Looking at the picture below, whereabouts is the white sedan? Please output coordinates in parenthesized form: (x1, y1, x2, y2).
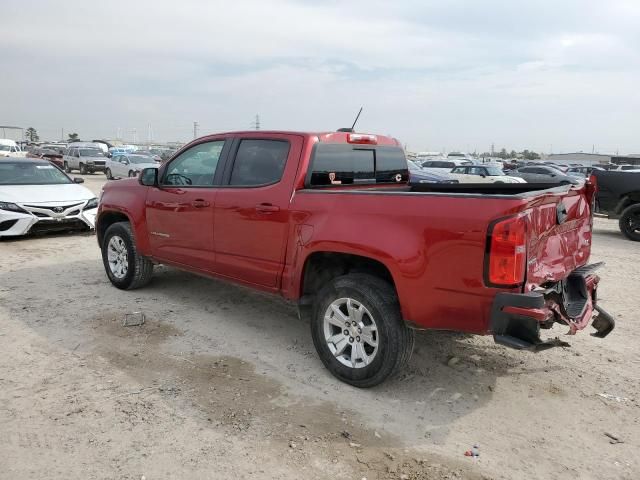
(449, 165, 527, 183)
(0, 158, 98, 237)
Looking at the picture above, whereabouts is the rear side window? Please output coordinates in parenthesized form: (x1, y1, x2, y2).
(229, 139, 290, 186)
(308, 144, 408, 187)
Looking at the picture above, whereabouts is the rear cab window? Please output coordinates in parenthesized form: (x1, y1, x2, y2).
(307, 144, 408, 187)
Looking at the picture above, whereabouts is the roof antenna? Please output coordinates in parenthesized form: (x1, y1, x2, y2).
(337, 107, 363, 133)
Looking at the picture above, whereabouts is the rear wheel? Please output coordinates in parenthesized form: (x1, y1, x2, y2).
(64, 161, 71, 173)
(619, 204, 640, 241)
(79, 163, 87, 175)
(310, 273, 414, 387)
(101, 222, 154, 289)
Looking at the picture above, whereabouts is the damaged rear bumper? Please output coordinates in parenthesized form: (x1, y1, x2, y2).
(490, 262, 615, 351)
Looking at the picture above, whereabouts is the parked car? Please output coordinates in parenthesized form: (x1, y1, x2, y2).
(26, 147, 64, 169)
(508, 166, 580, 184)
(567, 166, 596, 178)
(63, 145, 107, 174)
(0, 157, 98, 237)
(611, 164, 640, 171)
(95, 129, 613, 387)
(0, 139, 26, 158)
(105, 154, 160, 179)
(421, 159, 473, 169)
(591, 169, 640, 241)
(449, 165, 526, 184)
(407, 160, 457, 184)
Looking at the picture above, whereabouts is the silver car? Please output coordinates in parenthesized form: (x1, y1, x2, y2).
(508, 165, 580, 185)
(63, 146, 107, 174)
(105, 154, 159, 179)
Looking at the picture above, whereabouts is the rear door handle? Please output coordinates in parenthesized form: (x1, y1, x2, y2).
(191, 199, 210, 208)
(255, 203, 280, 213)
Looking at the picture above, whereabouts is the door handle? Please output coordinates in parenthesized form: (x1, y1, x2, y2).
(255, 203, 280, 213)
(191, 199, 210, 208)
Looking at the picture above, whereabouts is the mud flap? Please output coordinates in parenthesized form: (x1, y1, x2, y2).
(591, 305, 615, 338)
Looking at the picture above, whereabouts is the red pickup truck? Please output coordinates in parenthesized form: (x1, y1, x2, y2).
(96, 130, 614, 387)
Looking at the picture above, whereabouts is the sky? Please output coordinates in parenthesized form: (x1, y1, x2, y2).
(1, 0, 639, 153)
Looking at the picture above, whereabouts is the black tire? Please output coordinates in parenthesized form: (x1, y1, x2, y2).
(619, 204, 640, 241)
(101, 221, 154, 289)
(128, 170, 136, 178)
(79, 163, 87, 175)
(310, 273, 414, 388)
(64, 161, 71, 173)
(105, 168, 113, 180)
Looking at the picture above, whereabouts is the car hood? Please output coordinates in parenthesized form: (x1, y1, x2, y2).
(0, 184, 95, 204)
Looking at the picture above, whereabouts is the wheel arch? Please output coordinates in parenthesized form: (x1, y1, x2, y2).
(97, 210, 133, 248)
(297, 250, 402, 321)
(614, 192, 640, 214)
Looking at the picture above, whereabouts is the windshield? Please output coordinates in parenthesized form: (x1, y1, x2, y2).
(485, 167, 505, 176)
(80, 149, 104, 157)
(407, 160, 421, 171)
(0, 162, 72, 185)
(129, 156, 153, 164)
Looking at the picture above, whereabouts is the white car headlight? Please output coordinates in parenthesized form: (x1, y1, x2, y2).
(0, 201, 26, 213)
(84, 198, 99, 210)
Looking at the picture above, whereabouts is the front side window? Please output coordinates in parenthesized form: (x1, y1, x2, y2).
(163, 140, 224, 186)
(468, 167, 484, 176)
(229, 139, 289, 186)
(451, 167, 466, 174)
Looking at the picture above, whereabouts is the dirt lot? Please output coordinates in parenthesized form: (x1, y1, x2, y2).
(1, 175, 638, 479)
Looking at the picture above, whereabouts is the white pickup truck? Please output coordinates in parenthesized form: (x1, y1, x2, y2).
(0, 139, 27, 158)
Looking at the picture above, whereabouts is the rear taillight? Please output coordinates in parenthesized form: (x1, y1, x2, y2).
(486, 215, 527, 287)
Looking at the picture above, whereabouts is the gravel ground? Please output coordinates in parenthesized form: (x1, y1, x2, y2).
(0, 175, 638, 479)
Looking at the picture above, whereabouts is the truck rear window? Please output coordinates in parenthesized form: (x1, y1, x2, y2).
(308, 144, 408, 187)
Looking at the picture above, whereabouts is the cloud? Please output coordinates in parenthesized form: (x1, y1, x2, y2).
(1, 0, 639, 152)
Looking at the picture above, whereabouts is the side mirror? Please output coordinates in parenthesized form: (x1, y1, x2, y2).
(550, 174, 556, 177)
(480, 174, 486, 178)
(73, 177, 85, 184)
(140, 167, 158, 186)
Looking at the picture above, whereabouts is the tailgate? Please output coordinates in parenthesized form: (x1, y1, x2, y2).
(523, 182, 596, 290)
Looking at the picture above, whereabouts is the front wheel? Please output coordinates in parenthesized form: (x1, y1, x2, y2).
(128, 170, 137, 178)
(105, 168, 113, 180)
(64, 161, 71, 173)
(101, 222, 154, 289)
(619, 204, 640, 241)
(79, 163, 87, 175)
(310, 273, 414, 387)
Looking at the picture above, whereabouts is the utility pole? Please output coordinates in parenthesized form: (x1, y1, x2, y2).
(251, 114, 260, 130)
(148, 123, 153, 145)
(491, 143, 494, 156)
(61, 127, 64, 141)
(193, 121, 199, 139)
